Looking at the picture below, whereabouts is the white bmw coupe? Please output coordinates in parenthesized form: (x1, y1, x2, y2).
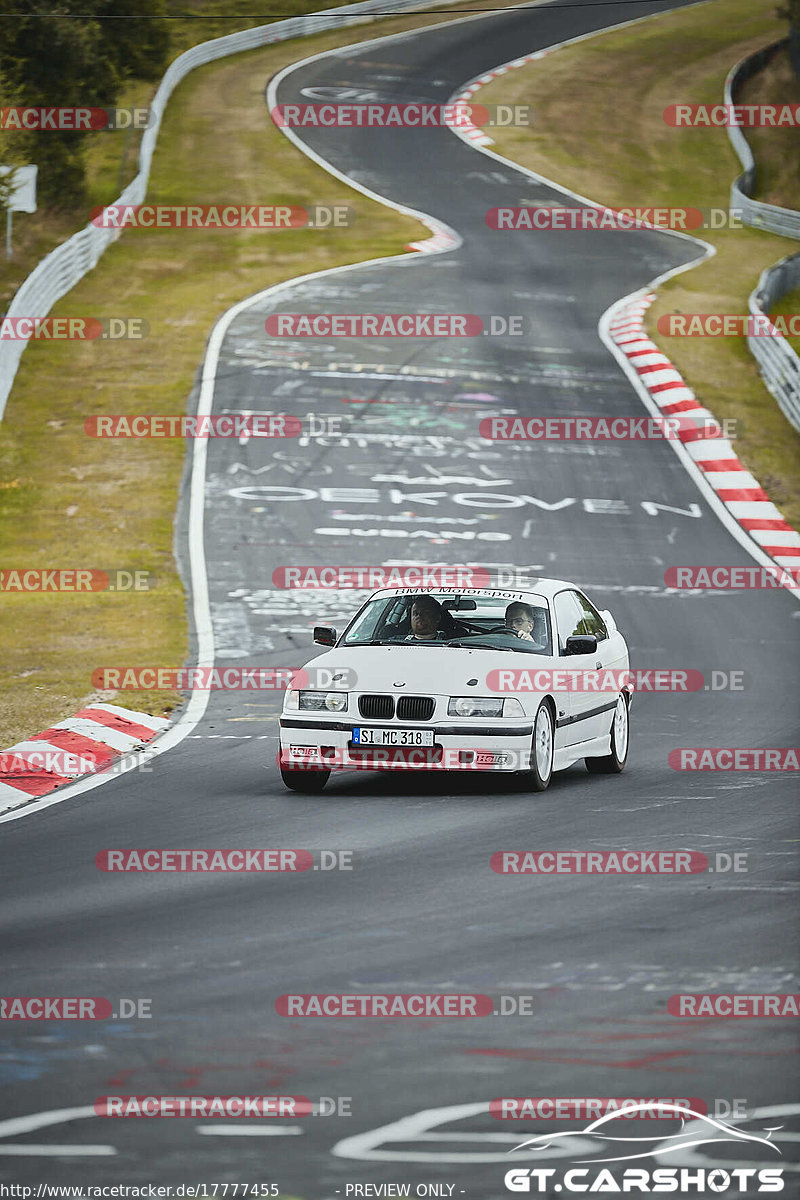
(278, 581, 631, 793)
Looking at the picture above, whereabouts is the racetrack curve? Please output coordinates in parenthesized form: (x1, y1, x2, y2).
(1, 0, 798, 1192)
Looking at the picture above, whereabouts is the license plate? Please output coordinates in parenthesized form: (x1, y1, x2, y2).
(353, 727, 434, 747)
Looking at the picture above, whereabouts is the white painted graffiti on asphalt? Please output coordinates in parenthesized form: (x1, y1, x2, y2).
(226, 485, 703, 520)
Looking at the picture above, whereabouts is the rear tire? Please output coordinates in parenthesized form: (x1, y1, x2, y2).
(585, 693, 629, 774)
(280, 766, 330, 793)
(526, 700, 554, 791)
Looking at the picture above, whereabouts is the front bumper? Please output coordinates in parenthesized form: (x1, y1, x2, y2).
(278, 717, 534, 773)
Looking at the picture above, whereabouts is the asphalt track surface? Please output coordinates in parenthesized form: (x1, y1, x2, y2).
(1, 0, 799, 1193)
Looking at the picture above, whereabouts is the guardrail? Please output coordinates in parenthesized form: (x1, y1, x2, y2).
(0, 0, 458, 420)
(748, 253, 800, 432)
(726, 38, 800, 240)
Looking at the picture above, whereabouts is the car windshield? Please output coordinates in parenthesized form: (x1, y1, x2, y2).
(341, 592, 553, 655)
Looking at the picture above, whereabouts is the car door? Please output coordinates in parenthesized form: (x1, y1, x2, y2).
(553, 589, 609, 746)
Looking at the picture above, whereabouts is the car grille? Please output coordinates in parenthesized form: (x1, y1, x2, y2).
(396, 696, 435, 721)
(358, 694, 395, 720)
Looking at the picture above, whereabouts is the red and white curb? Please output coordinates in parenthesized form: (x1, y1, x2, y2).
(449, 51, 547, 148)
(0, 703, 170, 813)
(609, 293, 800, 572)
(405, 227, 461, 254)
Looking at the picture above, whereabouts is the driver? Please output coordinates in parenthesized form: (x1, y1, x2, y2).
(505, 601, 538, 642)
(407, 594, 445, 640)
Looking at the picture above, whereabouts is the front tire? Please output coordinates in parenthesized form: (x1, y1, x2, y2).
(280, 766, 330, 793)
(585, 693, 629, 774)
(526, 700, 554, 791)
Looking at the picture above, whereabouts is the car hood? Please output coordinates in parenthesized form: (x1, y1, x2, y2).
(302, 644, 554, 695)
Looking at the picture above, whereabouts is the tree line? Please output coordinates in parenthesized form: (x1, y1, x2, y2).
(0, 0, 170, 209)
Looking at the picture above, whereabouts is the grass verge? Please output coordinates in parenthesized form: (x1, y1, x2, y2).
(0, 0, 521, 748)
(475, 0, 800, 529)
(739, 42, 800, 211)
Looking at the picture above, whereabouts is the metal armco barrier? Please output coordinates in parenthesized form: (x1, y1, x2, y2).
(726, 38, 800, 241)
(749, 253, 800, 432)
(0, 0, 457, 420)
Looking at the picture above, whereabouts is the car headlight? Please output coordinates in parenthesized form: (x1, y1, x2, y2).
(293, 691, 348, 712)
(448, 696, 505, 718)
(447, 697, 525, 718)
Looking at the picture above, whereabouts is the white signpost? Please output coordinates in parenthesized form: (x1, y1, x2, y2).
(0, 164, 37, 258)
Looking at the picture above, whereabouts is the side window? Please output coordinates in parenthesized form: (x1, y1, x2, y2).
(554, 591, 584, 654)
(575, 592, 607, 640)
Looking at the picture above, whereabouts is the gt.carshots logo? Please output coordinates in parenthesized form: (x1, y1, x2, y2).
(503, 1104, 785, 1192)
(265, 313, 483, 336)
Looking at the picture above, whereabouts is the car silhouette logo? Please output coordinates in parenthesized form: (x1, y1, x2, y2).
(510, 1103, 784, 1165)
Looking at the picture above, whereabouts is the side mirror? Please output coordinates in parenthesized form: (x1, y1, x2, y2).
(313, 625, 337, 647)
(565, 634, 597, 656)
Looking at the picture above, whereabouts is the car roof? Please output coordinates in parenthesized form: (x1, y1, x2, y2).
(366, 579, 577, 602)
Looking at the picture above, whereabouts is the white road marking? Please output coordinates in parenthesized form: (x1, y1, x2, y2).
(196, 1126, 303, 1136)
